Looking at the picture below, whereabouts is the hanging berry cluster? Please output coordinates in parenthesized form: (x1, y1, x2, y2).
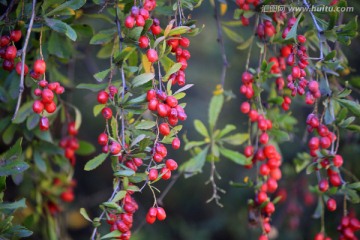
(59, 122, 80, 166)
(0, 30, 24, 72)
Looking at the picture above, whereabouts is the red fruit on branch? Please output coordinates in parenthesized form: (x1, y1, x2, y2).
(34, 59, 46, 75)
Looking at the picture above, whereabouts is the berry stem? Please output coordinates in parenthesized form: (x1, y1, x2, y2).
(214, 0, 229, 87)
(12, 0, 36, 120)
(245, 15, 259, 71)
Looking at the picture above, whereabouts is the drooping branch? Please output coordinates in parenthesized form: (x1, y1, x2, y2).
(12, 0, 37, 120)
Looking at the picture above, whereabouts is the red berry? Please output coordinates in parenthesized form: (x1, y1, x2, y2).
(15, 62, 29, 75)
(102, 107, 112, 119)
(160, 167, 171, 180)
(259, 164, 270, 176)
(139, 36, 149, 49)
(297, 35, 306, 43)
(326, 198, 336, 211)
(156, 207, 166, 221)
(135, 15, 145, 27)
(34, 59, 46, 75)
(266, 178, 278, 193)
(240, 102, 251, 114)
(125, 16, 135, 28)
(264, 202, 275, 214)
(244, 145, 254, 157)
(179, 37, 190, 48)
(320, 137, 331, 149)
(165, 159, 178, 171)
(10, 30, 22, 42)
(116, 220, 129, 233)
(257, 191, 268, 204)
(259, 132, 269, 145)
(5, 45, 17, 59)
(172, 137, 181, 150)
(110, 142, 122, 155)
(308, 137, 320, 150)
(291, 66, 300, 78)
(150, 25, 162, 35)
(159, 123, 170, 136)
(39, 117, 49, 131)
(318, 179, 329, 192)
(146, 213, 156, 224)
(97, 90, 109, 104)
(41, 89, 54, 103)
(60, 190, 74, 202)
(45, 102, 56, 113)
(32, 100, 44, 114)
(157, 103, 168, 117)
(146, 49, 158, 63)
(165, 96, 178, 107)
(0, 35, 10, 47)
(333, 154, 343, 167)
(148, 168, 158, 181)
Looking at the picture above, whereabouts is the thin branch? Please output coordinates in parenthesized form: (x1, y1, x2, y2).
(302, 0, 324, 59)
(205, 159, 225, 207)
(0, 0, 16, 21)
(214, 1, 229, 87)
(90, 182, 121, 240)
(12, 0, 36, 120)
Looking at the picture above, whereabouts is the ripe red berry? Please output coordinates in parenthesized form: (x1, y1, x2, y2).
(257, 191, 268, 204)
(165, 96, 178, 107)
(160, 167, 171, 180)
(240, 102, 251, 114)
(264, 202, 275, 214)
(179, 37, 190, 48)
(156, 207, 166, 221)
(297, 35, 306, 43)
(110, 142, 122, 155)
(320, 137, 331, 149)
(146, 49, 158, 63)
(148, 168, 158, 181)
(3, 59, 14, 71)
(159, 123, 170, 136)
(101, 107, 113, 119)
(32, 100, 44, 114)
(15, 62, 29, 75)
(97, 90, 109, 104)
(41, 89, 54, 103)
(0, 35, 10, 47)
(172, 137, 180, 150)
(39, 117, 49, 131)
(34, 59, 46, 75)
(157, 103, 168, 117)
(266, 178, 278, 193)
(138, 36, 149, 49)
(10, 30, 22, 42)
(60, 190, 74, 202)
(308, 137, 320, 150)
(318, 179, 329, 192)
(67, 122, 77, 136)
(5, 45, 17, 59)
(326, 198, 336, 211)
(332, 154, 343, 167)
(166, 159, 178, 171)
(259, 132, 269, 145)
(45, 102, 56, 113)
(259, 164, 270, 176)
(291, 66, 301, 78)
(125, 15, 135, 28)
(244, 145, 254, 157)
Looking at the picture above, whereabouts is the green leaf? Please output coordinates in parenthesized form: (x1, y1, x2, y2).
(44, 17, 77, 41)
(184, 141, 206, 151)
(209, 94, 224, 130)
(237, 36, 254, 50)
(293, 152, 312, 173)
(111, 190, 127, 202)
(76, 141, 96, 156)
(135, 120, 156, 130)
(173, 84, 194, 95)
(336, 99, 360, 117)
(164, 63, 182, 81)
(33, 150, 47, 173)
(348, 182, 360, 191)
(132, 73, 155, 87)
(0, 160, 29, 176)
(219, 148, 249, 165)
(80, 208, 92, 222)
(168, 26, 190, 36)
(73, 105, 82, 130)
(101, 230, 122, 239)
(0, 198, 26, 210)
(90, 29, 116, 45)
(285, 13, 302, 40)
(221, 133, 249, 146)
(93, 104, 104, 117)
(45, 0, 86, 16)
(346, 125, 360, 132)
(84, 153, 109, 171)
(217, 124, 236, 138)
(12, 101, 33, 124)
(110, 117, 118, 139)
(114, 169, 135, 177)
(93, 68, 112, 82)
(194, 120, 209, 138)
(222, 26, 244, 43)
(324, 50, 336, 61)
(130, 134, 146, 148)
(26, 113, 40, 130)
(180, 146, 209, 178)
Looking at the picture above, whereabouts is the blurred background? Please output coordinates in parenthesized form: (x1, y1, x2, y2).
(11, 0, 360, 239)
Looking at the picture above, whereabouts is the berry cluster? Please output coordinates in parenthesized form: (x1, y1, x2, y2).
(167, 36, 191, 86)
(59, 122, 79, 166)
(235, 0, 259, 26)
(239, 71, 255, 99)
(337, 215, 360, 240)
(106, 193, 139, 240)
(145, 206, 166, 224)
(124, 3, 152, 29)
(256, 20, 276, 40)
(47, 178, 76, 216)
(32, 78, 65, 131)
(0, 30, 24, 72)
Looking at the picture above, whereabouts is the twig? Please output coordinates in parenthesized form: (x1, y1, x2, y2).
(12, 0, 36, 120)
(205, 158, 225, 207)
(214, 1, 229, 87)
(302, 0, 324, 59)
(90, 182, 121, 240)
(0, 0, 16, 21)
